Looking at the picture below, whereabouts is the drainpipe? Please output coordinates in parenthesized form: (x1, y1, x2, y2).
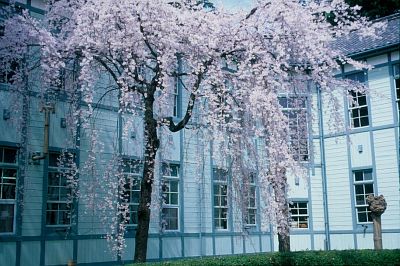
(316, 87, 331, 250)
(32, 104, 54, 161)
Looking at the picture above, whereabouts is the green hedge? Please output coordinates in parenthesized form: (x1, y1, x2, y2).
(134, 250, 400, 266)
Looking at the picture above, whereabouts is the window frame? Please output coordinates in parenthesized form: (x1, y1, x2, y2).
(353, 169, 374, 224)
(213, 168, 229, 231)
(161, 163, 180, 232)
(0, 146, 18, 235)
(45, 151, 76, 228)
(393, 63, 400, 122)
(122, 159, 142, 228)
(279, 96, 309, 162)
(289, 201, 309, 229)
(346, 72, 369, 128)
(244, 173, 257, 227)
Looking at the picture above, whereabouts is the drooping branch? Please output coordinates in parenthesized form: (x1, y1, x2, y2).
(163, 68, 205, 132)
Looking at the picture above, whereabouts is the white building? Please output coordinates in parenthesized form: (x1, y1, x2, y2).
(0, 1, 399, 265)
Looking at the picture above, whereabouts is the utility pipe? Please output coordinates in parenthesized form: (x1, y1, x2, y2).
(32, 104, 54, 161)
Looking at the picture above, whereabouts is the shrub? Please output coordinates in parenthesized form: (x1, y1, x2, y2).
(130, 250, 400, 266)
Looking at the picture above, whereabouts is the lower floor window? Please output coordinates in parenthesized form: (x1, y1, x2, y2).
(214, 183, 228, 230)
(162, 207, 178, 230)
(354, 169, 374, 223)
(289, 201, 309, 229)
(0, 203, 15, 233)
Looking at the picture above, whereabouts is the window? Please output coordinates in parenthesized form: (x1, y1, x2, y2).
(162, 163, 179, 231)
(46, 152, 75, 227)
(279, 96, 309, 161)
(347, 72, 369, 128)
(245, 174, 257, 226)
(289, 201, 309, 229)
(213, 168, 228, 230)
(394, 64, 400, 120)
(122, 159, 142, 227)
(353, 169, 374, 223)
(0, 147, 17, 234)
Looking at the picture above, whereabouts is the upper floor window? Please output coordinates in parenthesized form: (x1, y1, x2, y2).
(0, 147, 18, 234)
(122, 159, 142, 227)
(289, 201, 309, 229)
(394, 64, 400, 120)
(347, 72, 369, 128)
(161, 163, 180, 231)
(353, 169, 374, 223)
(213, 168, 228, 230)
(245, 173, 257, 226)
(279, 96, 309, 161)
(46, 152, 75, 227)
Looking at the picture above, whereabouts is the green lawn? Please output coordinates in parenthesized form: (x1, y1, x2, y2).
(129, 250, 400, 265)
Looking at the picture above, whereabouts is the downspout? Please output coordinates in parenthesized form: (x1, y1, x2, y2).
(316, 87, 331, 250)
(32, 104, 54, 161)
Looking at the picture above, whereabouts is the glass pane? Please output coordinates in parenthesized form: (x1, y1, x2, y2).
(170, 193, 178, 205)
(47, 187, 59, 200)
(2, 184, 16, 199)
(364, 171, 373, 180)
(365, 184, 374, 194)
(59, 210, 70, 225)
(360, 116, 369, 127)
(298, 202, 307, 208)
(0, 204, 14, 233)
(355, 185, 364, 195)
(48, 172, 59, 186)
(3, 169, 17, 178)
(358, 211, 367, 223)
(353, 119, 360, 128)
(278, 97, 287, 108)
(46, 211, 57, 225)
(170, 181, 178, 192)
(299, 208, 307, 215)
(132, 191, 140, 204)
(358, 96, 367, 106)
(356, 195, 365, 205)
(354, 172, 363, 181)
(3, 149, 17, 163)
(49, 153, 61, 167)
(351, 109, 359, 118)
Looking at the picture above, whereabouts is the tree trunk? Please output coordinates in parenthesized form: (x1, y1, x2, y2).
(278, 232, 290, 252)
(366, 195, 387, 250)
(134, 92, 159, 263)
(372, 215, 382, 250)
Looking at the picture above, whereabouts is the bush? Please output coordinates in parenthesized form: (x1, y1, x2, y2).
(133, 250, 400, 266)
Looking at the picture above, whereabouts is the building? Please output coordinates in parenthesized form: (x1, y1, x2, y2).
(0, 1, 399, 265)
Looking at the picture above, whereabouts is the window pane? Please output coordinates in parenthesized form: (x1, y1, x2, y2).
(356, 195, 365, 205)
(49, 153, 60, 167)
(365, 184, 374, 194)
(360, 117, 369, 127)
(3, 149, 17, 164)
(170, 193, 178, 205)
(364, 171, 373, 180)
(355, 185, 364, 195)
(357, 211, 367, 223)
(0, 204, 14, 233)
(358, 96, 367, 106)
(354, 172, 363, 181)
